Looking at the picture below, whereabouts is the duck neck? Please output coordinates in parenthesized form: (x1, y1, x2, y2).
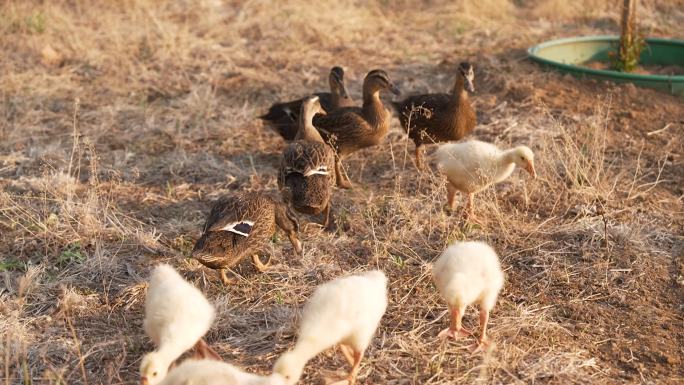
(450, 75, 468, 103)
(295, 109, 324, 142)
(361, 89, 385, 127)
(331, 84, 350, 108)
(495, 149, 519, 182)
(156, 340, 186, 367)
(500, 149, 519, 164)
(291, 337, 322, 363)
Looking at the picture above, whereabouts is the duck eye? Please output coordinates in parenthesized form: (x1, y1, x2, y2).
(152, 372, 158, 377)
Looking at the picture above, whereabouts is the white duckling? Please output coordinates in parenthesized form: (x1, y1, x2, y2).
(140, 264, 221, 385)
(435, 140, 536, 221)
(159, 359, 285, 385)
(273, 270, 388, 385)
(431, 241, 504, 352)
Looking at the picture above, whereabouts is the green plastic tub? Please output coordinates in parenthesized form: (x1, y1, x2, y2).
(528, 36, 684, 96)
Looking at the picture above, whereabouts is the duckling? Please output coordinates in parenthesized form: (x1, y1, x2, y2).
(260, 66, 355, 141)
(279, 96, 336, 229)
(392, 62, 476, 169)
(431, 241, 504, 352)
(313, 69, 401, 189)
(192, 192, 303, 285)
(140, 264, 222, 385)
(435, 140, 536, 221)
(159, 359, 285, 385)
(273, 270, 388, 385)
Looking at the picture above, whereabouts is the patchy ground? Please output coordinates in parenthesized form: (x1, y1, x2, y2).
(1, 1, 683, 384)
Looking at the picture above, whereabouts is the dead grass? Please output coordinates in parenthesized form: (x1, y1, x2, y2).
(1, 0, 683, 384)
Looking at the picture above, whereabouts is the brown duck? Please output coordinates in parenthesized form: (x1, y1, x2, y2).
(313, 69, 400, 188)
(259, 66, 355, 141)
(192, 192, 302, 285)
(392, 62, 476, 169)
(279, 96, 336, 229)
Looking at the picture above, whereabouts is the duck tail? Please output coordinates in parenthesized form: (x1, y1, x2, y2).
(258, 107, 279, 121)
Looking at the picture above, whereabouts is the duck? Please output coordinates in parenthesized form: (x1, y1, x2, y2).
(273, 270, 388, 385)
(278, 95, 336, 229)
(392, 62, 476, 169)
(159, 359, 285, 385)
(431, 241, 504, 352)
(313, 69, 401, 189)
(435, 140, 536, 221)
(140, 264, 222, 385)
(192, 192, 303, 285)
(260, 66, 355, 141)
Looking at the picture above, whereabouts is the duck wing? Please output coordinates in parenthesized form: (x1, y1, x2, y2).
(280, 141, 335, 212)
(260, 93, 335, 140)
(393, 93, 451, 128)
(281, 141, 335, 177)
(312, 107, 371, 154)
(203, 195, 269, 237)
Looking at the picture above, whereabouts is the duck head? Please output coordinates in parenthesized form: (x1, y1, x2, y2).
(295, 95, 326, 142)
(458, 62, 475, 93)
(328, 66, 349, 100)
(139, 352, 168, 385)
(300, 95, 326, 118)
(364, 69, 401, 96)
(273, 350, 306, 385)
(511, 145, 536, 179)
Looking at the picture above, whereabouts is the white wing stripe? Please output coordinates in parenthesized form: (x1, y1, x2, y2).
(219, 221, 255, 237)
(304, 169, 330, 176)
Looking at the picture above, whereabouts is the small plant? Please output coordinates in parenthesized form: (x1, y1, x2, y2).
(611, 0, 645, 72)
(391, 254, 405, 269)
(58, 242, 86, 267)
(275, 291, 284, 305)
(173, 235, 195, 257)
(25, 12, 45, 34)
(0, 257, 26, 272)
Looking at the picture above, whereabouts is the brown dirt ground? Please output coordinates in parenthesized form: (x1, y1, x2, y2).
(1, 1, 683, 384)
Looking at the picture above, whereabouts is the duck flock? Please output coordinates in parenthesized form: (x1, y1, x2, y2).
(138, 64, 538, 385)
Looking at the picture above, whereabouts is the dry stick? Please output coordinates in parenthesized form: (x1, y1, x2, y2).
(646, 122, 673, 136)
(4, 332, 9, 385)
(64, 310, 89, 385)
(67, 98, 80, 179)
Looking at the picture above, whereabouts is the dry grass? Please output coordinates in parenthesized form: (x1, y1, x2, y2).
(1, 0, 683, 384)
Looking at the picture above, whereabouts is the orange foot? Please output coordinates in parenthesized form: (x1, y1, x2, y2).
(465, 339, 490, 354)
(438, 327, 472, 340)
(462, 213, 485, 228)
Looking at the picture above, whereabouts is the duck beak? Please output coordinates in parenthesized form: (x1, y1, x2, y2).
(465, 77, 475, 93)
(140, 377, 149, 385)
(525, 161, 537, 179)
(389, 83, 401, 96)
(338, 86, 348, 99)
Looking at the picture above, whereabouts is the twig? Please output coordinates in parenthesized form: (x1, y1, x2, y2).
(4, 333, 9, 385)
(64, 310, 89, 385)
(67, 98, 80, 179)
(646, 122, 672, 136)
